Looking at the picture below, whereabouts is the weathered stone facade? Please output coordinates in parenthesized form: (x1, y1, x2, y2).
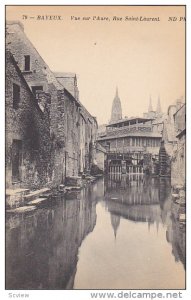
(6, 51, 51, 189)
(171, 104, 185, 188)
(55, 72, 79, 100)
(159, 101, 185, 181)
(6, 20, 97, 191)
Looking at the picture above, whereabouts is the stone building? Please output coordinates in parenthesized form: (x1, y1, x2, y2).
(159, 100, 185, 179)
(54, 72, 79, 100)
(6, 20, 97, 189)
(171, 103, 185, 188)
(55, 72, 98, 174)
(6, 51, 51, 190)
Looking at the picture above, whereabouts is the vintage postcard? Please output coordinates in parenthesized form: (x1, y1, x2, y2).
(5, 4, 186, 294)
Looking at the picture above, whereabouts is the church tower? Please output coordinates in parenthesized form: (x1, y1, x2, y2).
(110, 87, 122, 123)
(148, 95, 153, 112)
(156, 95, 162, 114)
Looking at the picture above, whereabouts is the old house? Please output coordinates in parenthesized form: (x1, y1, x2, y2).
(54, 72, 98, 174)
(171, 103, 186, 188)
(6, 51, 51, 191)
(159, 100, 185, 178)
(6, 21, 66, 186)
(98, 117, 162, 174)
(6, 20, 97, 188)
(97, 89, 162, 175)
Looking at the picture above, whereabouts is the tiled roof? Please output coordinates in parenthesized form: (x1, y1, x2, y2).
(107, 117, 153, 127)
(54, 72, 76, 78)
(97, 131, 162, 141)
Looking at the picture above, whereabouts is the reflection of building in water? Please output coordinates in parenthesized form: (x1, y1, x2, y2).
(105, 175, 185, 269)
(105, 176, 172, 232)
(158, 178, 171, 209)
(108, 201, 161, 225)
(6, 190, 97, 289)
(105, 175, 160, 205)
(110, 214, 120, 238)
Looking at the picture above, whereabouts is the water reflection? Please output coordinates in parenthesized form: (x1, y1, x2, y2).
(6, 186, 97, 289)
(6, 177, 185, 290)
(104, 176, 171, 227)
(104, 175, 185, 268)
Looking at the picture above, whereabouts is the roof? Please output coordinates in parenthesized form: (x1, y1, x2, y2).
(97, 131, 162, 141)
(96, 143, 107, 153)
(6, 20, 63, 89)
(54, 73, 97, 125)
(107, 117, 153, 127)
(6, 50, 45, 116)
(173, 103, 185, 116)
(54, 72, 76, 78)
(176, 128, 186, 139)
(6, 20, 24, 31)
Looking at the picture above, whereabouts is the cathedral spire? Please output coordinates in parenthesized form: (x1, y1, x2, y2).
(156, 95, 162, 113)
(110, 214, 120, 240)
(148, 95, 153, 112)
(110, 87, 122, 123)
(116, 86, 118, 97)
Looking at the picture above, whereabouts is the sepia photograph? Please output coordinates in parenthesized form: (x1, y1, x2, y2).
(5, 5, 186, 291)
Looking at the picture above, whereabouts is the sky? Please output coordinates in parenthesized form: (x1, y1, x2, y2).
(6, 5, 185, 125)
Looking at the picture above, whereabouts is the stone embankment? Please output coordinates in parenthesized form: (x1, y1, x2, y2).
(6, 174, 102, 214)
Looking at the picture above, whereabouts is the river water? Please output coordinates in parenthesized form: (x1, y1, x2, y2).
(6, 176, 185, 290)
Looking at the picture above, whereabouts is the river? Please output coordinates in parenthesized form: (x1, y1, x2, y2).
(6, 176, 185, 289)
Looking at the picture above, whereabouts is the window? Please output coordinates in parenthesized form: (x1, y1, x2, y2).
(24, 55, 30, 71)
(13, 83, 20, 109)
(31, 86, 43, 98)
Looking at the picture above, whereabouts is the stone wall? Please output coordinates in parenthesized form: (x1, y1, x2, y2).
(64, 90, 80, 177)
(55, 72, 79, 100)
(6, 51, 51, 189)
(6, 20, 97, 187)
(171, 104, 186, 188)
(160, 102, 185, 181)
(171, 134, 185, 188)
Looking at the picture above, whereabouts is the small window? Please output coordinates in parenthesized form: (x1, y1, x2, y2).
(24, 55, 30, 71)
(13, 83, 20, 109)
(31, 86, 43, 98)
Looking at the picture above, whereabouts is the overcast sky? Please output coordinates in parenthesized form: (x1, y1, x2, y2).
(6, 6, 185, 125)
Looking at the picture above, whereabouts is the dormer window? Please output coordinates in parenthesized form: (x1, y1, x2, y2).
(24, 55, 30, 71)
